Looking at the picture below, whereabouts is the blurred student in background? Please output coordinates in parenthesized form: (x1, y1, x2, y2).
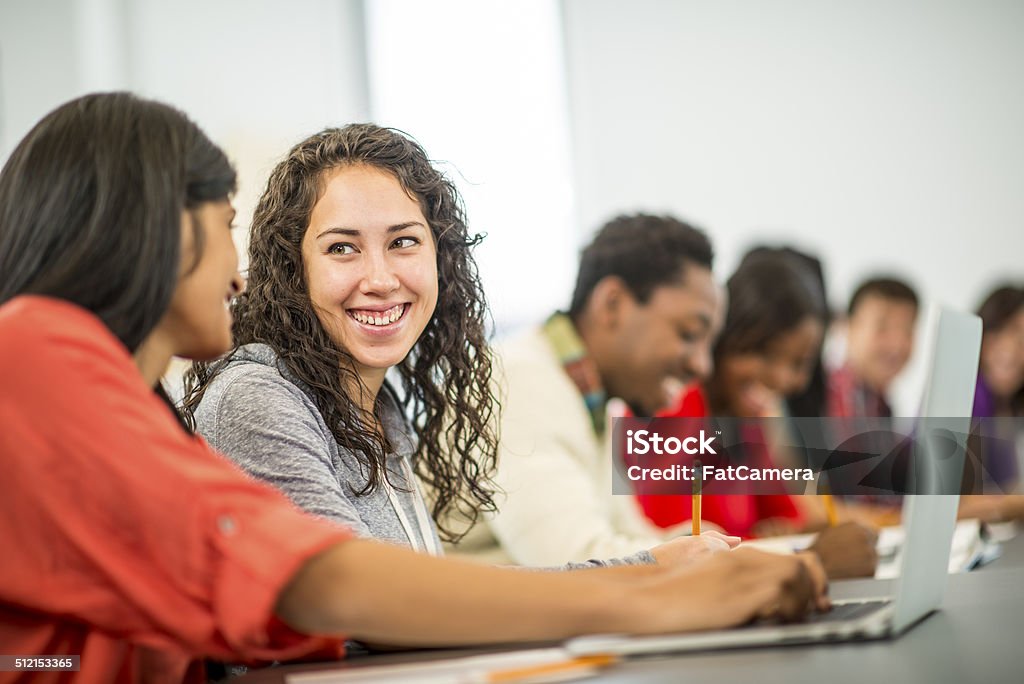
(642, 250, 823, 536)
(745, 246, 832, 420)
(828, 278, 918, 419)
(638, 250, 878, 578)
(818, 277, 919, 526)
(973, 285, 1024, 420)
(447, 214, 727, 566)
(447, 217, 876, 579)
(710, 249, 827, 419)
(959, 284, 1024, 522)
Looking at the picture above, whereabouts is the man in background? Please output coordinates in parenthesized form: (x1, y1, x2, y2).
(449, 214, 721, 566)
(829, 277, 919, 418)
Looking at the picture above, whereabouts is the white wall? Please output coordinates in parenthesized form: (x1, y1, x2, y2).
(365, 0, 577, 332)
(125, 0, 370, 258)
(562, 0, 1023, 310)
(3, 0, 575, 333)
(4, 1, 1020, 409)
(1, 0, 369, 266)
(562, 0, 1024, 412)
(1, 0, 370, 394)
(0, 0, 81, 159)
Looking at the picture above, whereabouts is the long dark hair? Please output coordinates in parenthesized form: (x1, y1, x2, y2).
(742, 246, 831, 417)
(0, 92, 236, 352)
(708, 248, 827, 414)
(183, 124, 498, 542)
(977, 284, 1024, 415)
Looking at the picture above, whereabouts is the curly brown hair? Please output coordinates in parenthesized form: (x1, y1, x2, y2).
(183, 124, 499, 541)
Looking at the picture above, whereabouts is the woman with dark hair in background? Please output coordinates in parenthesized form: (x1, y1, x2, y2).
(706, 249, 828, 422)
(637, 250, 878, 577)
(740, 246, 832, 419)
(0, 94, 823, 683)
(959, 284, 1024, 522)
(973, 285, 1024, 419)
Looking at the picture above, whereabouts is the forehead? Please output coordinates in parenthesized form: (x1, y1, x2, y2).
(852, 294, 917, 320)
(309, 165, 424, 227)
(1007, 309, 1024, 330)
(723, 352, 765, 373)
(180, 200, 233, 244)
(989, 309, 1024, 340)
(767, 317, 823, 355)
(644, 265, 718, 320)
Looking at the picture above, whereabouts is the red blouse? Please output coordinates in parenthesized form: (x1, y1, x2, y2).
(634, 385, 803, 538)
(0, 296, 351, 684)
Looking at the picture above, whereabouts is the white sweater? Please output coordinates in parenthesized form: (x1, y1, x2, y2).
(446, 325, 672, 566)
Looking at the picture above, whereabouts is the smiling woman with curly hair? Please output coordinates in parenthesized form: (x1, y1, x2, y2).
(183, 123, 746, 575)
(183, 124, 499, 547)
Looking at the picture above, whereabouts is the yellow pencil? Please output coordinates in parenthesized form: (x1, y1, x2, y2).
(482, 654, 618, 683)
(692, 459, 702, 536)
(822, 493, 838, 527)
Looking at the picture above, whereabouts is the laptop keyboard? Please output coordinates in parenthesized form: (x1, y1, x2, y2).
(739, 599, 889, 630)
(804, 599, 890, 624)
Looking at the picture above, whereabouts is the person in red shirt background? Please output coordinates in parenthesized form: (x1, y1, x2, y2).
(959, 284, 1024, 523)
(637, 250, 878, 577)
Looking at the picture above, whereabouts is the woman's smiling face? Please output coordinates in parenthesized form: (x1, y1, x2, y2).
(302, 164, 438, 384)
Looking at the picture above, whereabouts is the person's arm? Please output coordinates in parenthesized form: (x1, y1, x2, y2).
(551, 530, 741, 571)
(564, 533, 745, 578)
(743, 520, 877, 580)
(208, 361, 733, 572)
(276, 542, 819, 645)
(0, 305, 821, 658)
(959, 494, 1024, 523)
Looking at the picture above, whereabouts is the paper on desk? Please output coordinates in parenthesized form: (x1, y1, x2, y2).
(286, 647, 577, 684)
(742, 519, 997, 579)
(741, 534, 815, 555)
(874, 518, 989, 579)
(986, 520, 1020, 543)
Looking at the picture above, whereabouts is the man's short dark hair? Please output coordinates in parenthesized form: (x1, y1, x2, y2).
(847, 277, 919, 317)
(569, 213, 714, 317)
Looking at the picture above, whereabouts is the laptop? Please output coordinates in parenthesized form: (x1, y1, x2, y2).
(568, 306, 983, 657)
